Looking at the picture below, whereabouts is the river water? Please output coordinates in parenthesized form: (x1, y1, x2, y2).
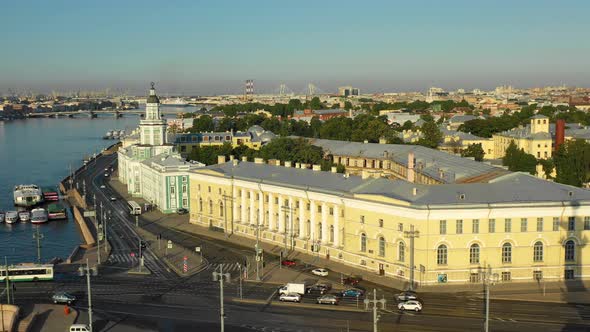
(0, 106, 192, 264)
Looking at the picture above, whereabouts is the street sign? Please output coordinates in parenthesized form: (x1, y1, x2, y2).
(195, 246, 201, 252)
(256, 256, 260, 262)
(130, 252, 135, 257)
(83, 211, 96, 217)
(167, 240, 173, 249)
(183, 256, 188, 261)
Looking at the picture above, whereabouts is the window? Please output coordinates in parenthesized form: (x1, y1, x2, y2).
(170, 186, 175, 194)
(182, 198, 187, 207)
(208, 186, 211, 193)
(208, 200, 213, 214)
(489, 219, 495, 233)
(329, 226, 334, 243)
(218, 188, 221, 194)
(275, 197, 279, 204)
(565, 240, 575, 261)
(501, 272, 511, 281)
(533, 271, 543, 281)
(585, 217, 590, 230)
(199, 198, 203, 212)
(295, 201, 299, 209)
(502, 243, 512, 263)
(398, 242, 405, 262)
(329, 207, 334, 216)
(565, 269, 574, 280)
(504, 218, 511, 232)
(470, 273, 480, 283)
(360, 233, 367, 252)
(306, 203, 310, 210)
(219, 202, 224, 217)
(469, 244, 480, 264)
(537, 218, 543, 232)
(472, 219, 479, 234)
(456, 220, 463, 234)
(360, 216, 365, 224)
(182, 185, 187, 194)
(378, 237, 386, 257)
(439, 220, 447, 235)
(398, 223, 403, 232)
(317, 205, 322, 213)
(532, 241, 544, 262)
(553, 217, 560, 231)
(437, 245, 447, 265)
(378, 219, 384, 228)
(568, 217, 576, 231)
(521, 218, 527, 232)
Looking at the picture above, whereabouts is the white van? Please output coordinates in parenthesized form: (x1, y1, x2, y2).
(69, 324, 90, 332)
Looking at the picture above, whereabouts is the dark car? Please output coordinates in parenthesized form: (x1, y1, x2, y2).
(140, 240, 147, 250)
(306, 283, 332, 294)
(397, 290, 418, 302)
(281, 259, 296, 267)
(343, 275, 363, 286)
(341, 288, 364, 298)
(177, 208, 189, 215)
(51, 292, 76, 305)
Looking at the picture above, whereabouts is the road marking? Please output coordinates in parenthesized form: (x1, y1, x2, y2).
(496, 318, 505, 322)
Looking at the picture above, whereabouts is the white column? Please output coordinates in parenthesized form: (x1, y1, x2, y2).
(258, 192, 264, 227)
(278, 195, 285, 233)
(334, 205, 340, 246)
(249, 190, 256, 225)
(310, 200, 316, 241)
(288, 197, 294, 237)
(321, 202, 328, 244)
(241, 188, 247, 224)
(232, 186, 239, 227)
(299, 198, 305, 239)
(268, 193, 275, 230)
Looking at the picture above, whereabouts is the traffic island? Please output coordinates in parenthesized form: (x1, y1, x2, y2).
(231, 298, 366, 313)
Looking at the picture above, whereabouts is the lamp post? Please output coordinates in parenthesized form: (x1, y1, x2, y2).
(79, 259, 95, 332)
(483, 266, 499, 332)
(212, 264, 231, 332)
(403, 225, 419, 291)
(364, 289, 386, 332)
(250, 224, 263, 281)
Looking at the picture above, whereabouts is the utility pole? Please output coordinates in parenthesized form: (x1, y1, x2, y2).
(84, 259, 94, 332)
(212, 264, 231, 332)
(364, 289, 386, 332)
(250, 224, 262, 281)
(280, 204, 295, 252)
(138, 238, 143, 272)
(104, 210, 109, 253)
(33, 228, 44, 263)
(483, 267, 498, 332)
(238, 264, 243, 299)
(403, 225, 419, 291)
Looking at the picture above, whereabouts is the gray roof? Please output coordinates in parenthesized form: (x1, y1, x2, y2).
(497, 125, 552, 140)
(197, 161, 590, 207)
(449, 115, 478, 123)
(531, 114, 549, 119)
(141, 153, 204, 170)
(308, 139, 502, 183)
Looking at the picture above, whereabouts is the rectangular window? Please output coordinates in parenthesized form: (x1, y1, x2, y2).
(275, 197, 279, 204)
(170, 186, 175, 194)
(489, 219, 495, 233)
(520, 218, 527, 232)
(585, 217, 590, 230)
(568, 217, 576, 231)
(501, 272, 511, 282)
(469, 273, 480, 283)
(565, 269, 575, 280)
(182, 185, 187, 194)
(504, 218, 511, 232)
(182, 198, 188, 207)
(208, 186, 211, 193)
(296, 201, 300, 209)
(182, 176, 187, 182)
(537, 218, 543, 232)
(533, 271, 543, 281)
(553, 217, 560, 231)
(378, 219, 383, 227)
(329, 207, 334, 216)
(317, 205, 322, 213)
(398, 223, 403, 232)
(306, 203, 310, 210)
(439, 220, 447, 235)
(360, 215, 365, 224)
(456, 220, 463, 234)
(472, 219, 479, 234)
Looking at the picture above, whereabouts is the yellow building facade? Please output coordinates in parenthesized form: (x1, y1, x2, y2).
(492, 115, 553, 159)
(189, 158, 590, 285)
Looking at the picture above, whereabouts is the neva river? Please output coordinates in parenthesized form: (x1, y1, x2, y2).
(0, 107, 192, 264)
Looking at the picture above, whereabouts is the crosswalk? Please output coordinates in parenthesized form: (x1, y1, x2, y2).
(107, 253, 139, 264)
(206, 262, 244, 273)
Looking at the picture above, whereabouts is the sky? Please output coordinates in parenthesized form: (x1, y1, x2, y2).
(1, 0, 589, 95)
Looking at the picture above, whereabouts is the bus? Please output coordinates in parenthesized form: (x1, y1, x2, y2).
(0, 263, 54, 282)
(128, 200, 142, 215)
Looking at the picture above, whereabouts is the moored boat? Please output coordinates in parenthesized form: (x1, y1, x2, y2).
(30, 208, 48, 224)
(43, 187, 59, 201)
(47, 204, 67, 220)
(14, 185, 44, 207)
(18, 211, 31, 222)
(5, 211, 18, 224)
(0, 212, 4, 223)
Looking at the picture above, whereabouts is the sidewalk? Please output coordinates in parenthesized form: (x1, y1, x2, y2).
(20, 304, 78, 332)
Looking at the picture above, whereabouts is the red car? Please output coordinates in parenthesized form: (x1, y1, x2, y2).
(343, 275, 362, 286)
(281, 259, 296, 267)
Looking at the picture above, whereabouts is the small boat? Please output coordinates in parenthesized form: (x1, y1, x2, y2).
(42, 187, 59, 201)
(18, 211, 31, 222)
(0, 212, 4, 223)
(5, 211, 18, 224)
(13, 184, 44, 207)
(47, 204, 67, 220)
(30, 208, 48, 224)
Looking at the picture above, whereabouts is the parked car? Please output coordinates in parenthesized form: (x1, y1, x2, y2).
(279, 293, 301, 303)
(317, 294, 339, 305)
(311, 268, 329, 277)
(110, 197, 117, 201)
(343, 275, 362, 286)
(69, 324, 90, 332)
(397, 290, 418, 302)
(52, 292, 76, 305)
(341, 288, 364, 297)
(398, 300, 422, 312)
(104, 173, 109, 177)
(100, 185, 106, 189)
(306, 283, 332, 294)
(177, 208, 189, 215)
(281, 259, 296, 267)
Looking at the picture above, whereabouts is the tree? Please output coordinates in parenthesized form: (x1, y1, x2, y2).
(502, 142, 537, 175)
(191, 115, 215, 133)
(344, 101, 353, 110)
(417, 121, 442, 148)
(309, 97, 323, 110)
(461, 143, 485, 161)
(553, 139, 590, 186)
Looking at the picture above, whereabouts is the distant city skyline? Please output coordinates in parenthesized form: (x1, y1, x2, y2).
(2, 0, 589, 95)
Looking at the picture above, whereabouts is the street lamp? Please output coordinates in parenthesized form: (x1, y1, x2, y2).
(250, 224, 263, 281)
(78, 259, 97, 332)
(483, 266, 499, 332)
(403, 225, 419, 291)
(212, 264, 231, 332)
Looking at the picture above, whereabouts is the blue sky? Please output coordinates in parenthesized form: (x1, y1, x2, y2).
(1, 0, 589, 95)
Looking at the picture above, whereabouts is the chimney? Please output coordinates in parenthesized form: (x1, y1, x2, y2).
(254, 157, 264, 164)
(241, 156, 248, 162)
(407, 152, 415, 183)
(312, 164, 321, 171)
(275, 160, 281, 166)
(295, 162, 301, 168)
(331, 166, 337, 173)
(285, 161, 292, 168)
(232, 159, 239, 166)
(555, 119, 565, 152)
(412, 187, 418, 196)
(217, 155, 227, 164)
(229, 155, 235, 161)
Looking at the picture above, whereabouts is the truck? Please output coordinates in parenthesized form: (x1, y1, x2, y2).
(279, 283, 306, 295)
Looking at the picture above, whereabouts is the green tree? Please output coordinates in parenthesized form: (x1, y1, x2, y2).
(553, 139, 590, 186)
(460, 143, 485, 161)
(191, 115, 215, 133)
(417, 121, 442, 148)
(344, 101, 353, 110)
(502, 142, 537, 175)
(309, 97, 323, 110)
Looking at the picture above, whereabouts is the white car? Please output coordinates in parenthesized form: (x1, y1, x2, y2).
(398, 300, 422, 312)
(311, 268, 329, 277)
(100, 185, 106, 189)
(110, 197, 117, 201)
(279, 293, 301, 303)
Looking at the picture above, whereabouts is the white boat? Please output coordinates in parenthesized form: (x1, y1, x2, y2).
(13, 185, 43, 207)
(30, 208, 48, 224)
(5, 211, 18, 224)
(18, 211, 31, 222)
(161, 97, 189, 107)
(0, 212, 4, 223)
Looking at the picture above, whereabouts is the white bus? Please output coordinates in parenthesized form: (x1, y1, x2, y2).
(0, 263, 54, 282)
(128, 200, 142, 215)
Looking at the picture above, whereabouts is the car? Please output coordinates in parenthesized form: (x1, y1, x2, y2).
(343, 275, 362, 286)
(317, 294, 339, 305)
(140, 240, 147, 250)
(52, 292, 76, 305)
(311, 268, 329, 277)
(110, 197, 117, 201)
(279, 293, 301, 303)
(341, 288, 364, 298)
(177, 208, 188, 215)
(306, 283, 332, 294)
(281, 259, 296, 267)
(397, 290, 418, 302)
(398, 300, 422, 312)
(69, 324, 90, 332)
(100, 185, 106, 189)
(104, 168, 109, 171)
(104, 173, 109, 177)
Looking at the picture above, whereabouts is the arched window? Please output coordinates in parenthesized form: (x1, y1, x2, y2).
(565, 240, 575, 261)
(208, 200, 213, 214)
(378, 237, 386, 257)
(329, 225, 334, 243)
(398, 242, 405, 262)
(219, 201, 224, 217)
(533, 241, 543, 262)
(469, 244, 480, 264)
(360, 233, 367, 252)
(437, 245, 447, 265)
(199, 198, 203, 212)
(502, 243, 512, 263)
